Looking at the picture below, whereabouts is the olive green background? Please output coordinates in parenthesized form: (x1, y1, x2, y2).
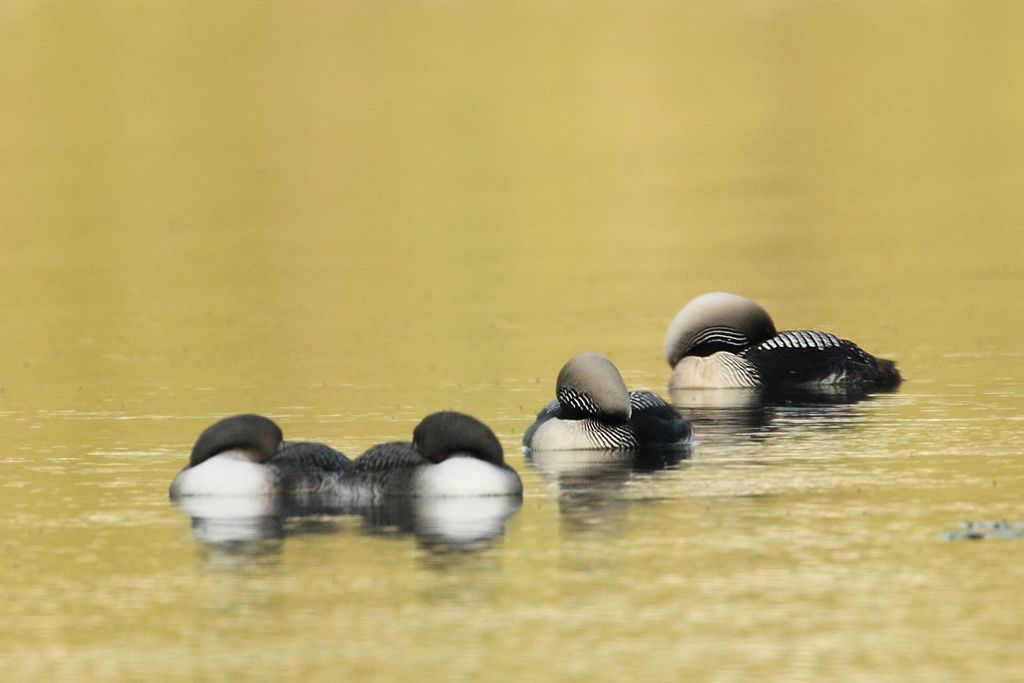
(2, 2, 1023, 680)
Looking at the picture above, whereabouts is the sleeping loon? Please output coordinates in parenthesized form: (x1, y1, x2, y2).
(523, 352, 692, 451)
(168, 413, 351, 499)
(170, 411, 522, 499)
(664, 292, 902, 390)
(347, 411, 523, 498)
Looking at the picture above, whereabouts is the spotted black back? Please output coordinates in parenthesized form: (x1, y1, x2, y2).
(742, 330, 900, 387)
(269, 441, 351, 494)
(754, 330, 857, 354)
(629, 390, 670, 411)
(353, 442, 428, 471)
(628, 391, 692, 446)
(274, 441, 351, 473)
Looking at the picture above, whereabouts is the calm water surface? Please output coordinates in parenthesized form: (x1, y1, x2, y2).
(2, 2, 1024, 681)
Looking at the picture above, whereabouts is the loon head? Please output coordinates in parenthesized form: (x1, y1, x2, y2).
(413, 411, 505, 465)
(189, 414, 283, 468)
(555, 352, 632, 423)
(663, 292, 778, 367)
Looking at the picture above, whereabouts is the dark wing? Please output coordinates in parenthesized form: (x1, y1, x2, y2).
(522, 399, 562, 448)
(628, 391, 692, 446)
(273, 441, 351, 473)
(628, 390, 671, 411)
(353, 442, 428, 472)
(742, 330, 901, 388)
(269, 441, 351, 495)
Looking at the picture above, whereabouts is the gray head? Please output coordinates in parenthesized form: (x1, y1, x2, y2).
(413, 411, 505, 465)
(663, 292, 777, 367)
(555, 352, 632, 422)
(189, 413, 283, 467)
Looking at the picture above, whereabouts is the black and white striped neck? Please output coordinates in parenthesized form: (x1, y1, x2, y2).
(664, 292, 777, 367)
(554, 352, 632, 423)
(684, 325, 757, 356)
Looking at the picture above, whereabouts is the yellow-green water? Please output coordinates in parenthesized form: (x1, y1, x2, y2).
(2, 2, 1024, 680)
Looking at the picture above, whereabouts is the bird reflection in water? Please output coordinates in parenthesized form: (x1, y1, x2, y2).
(526, 445, 691, 535)
(669, 384, 901, 443)
(171, 493, 521, 558)
(351, 495, 522, 553)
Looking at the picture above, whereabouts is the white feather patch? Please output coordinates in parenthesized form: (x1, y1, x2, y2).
(413, 456, 522, 497)
(169, 450, 276, 497)
(669, 352, 760, 388)
(529, 418, 590, 451)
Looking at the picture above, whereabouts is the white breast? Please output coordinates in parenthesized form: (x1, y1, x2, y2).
(528, 417, 640, 451)
(529, 418, 590, 451)
(413, 456, 522, 497)
(169, 450, 277, 497)
(670, 352, 760, 389)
